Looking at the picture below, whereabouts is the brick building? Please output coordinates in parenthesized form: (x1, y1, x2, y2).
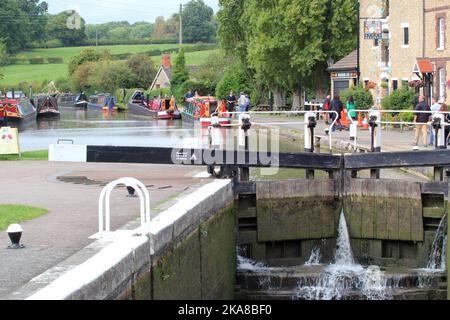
(331, 0, 449, 104)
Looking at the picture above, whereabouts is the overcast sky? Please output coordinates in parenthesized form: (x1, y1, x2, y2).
(44, 0, 220, 24)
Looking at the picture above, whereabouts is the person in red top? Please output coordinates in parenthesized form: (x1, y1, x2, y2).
(323, 95, 331, 124)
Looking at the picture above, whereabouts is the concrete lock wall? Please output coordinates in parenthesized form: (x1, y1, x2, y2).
(241, 178, 446, 267)
(27, 179, 235, 300)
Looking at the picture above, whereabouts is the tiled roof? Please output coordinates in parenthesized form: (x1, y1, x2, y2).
(414, 59, 433, 74)
(328, 50, 358, 71)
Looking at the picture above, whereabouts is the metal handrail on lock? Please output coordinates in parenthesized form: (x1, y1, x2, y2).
(94, 177, 151, 238)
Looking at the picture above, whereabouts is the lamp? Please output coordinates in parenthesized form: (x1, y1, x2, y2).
(327, 57, 334, 68)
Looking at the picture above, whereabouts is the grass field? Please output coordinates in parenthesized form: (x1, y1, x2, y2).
(0, 44, 218, 87)
(0, 204, 48, 230)
(0, 150, 48, 161)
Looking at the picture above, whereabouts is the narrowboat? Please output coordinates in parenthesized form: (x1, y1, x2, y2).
(0, 98, 37, 127)
(87, 93, 118, 111)
(127, 90, 181, 119)
(74, 92, 88, 108)
(181, 96, 231, 126)
(35, 95, 60, 117)
(56, 94, 77, 107)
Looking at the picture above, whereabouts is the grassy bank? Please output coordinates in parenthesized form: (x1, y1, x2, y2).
(0, 44, 218, 86)
(0, 150, 48, 161)
(0, 204, 49, 230)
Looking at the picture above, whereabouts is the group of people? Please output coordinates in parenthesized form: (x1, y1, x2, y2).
(413, 96, 449, 147)
(226, 91, 250, 113)
(322, 94, 357, 132)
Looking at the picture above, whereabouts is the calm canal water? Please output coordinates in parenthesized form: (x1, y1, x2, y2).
(20, 107, 200, 151)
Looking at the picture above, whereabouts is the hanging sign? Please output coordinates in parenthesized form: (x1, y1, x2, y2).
(364, 20, 382, 39)
(0, 126, 20, 155)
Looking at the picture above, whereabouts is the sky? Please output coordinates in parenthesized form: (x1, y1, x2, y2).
(44, 0, 220, 24)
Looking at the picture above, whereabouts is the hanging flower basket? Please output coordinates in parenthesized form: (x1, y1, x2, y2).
(366, 81, 377, 89)
(409, 80, 424, 88)
(447, 79, 450, 89)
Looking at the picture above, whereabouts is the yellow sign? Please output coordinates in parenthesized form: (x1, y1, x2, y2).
(0, 127, 20, 155)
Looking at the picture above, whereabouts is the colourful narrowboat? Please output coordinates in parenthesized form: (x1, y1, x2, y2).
(127, 90, 181, 119)
(0, 98, 37, 127)
(88, 93, 118, 111)
(181, 96, 230, 126)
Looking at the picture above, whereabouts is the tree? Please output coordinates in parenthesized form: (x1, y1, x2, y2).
(68, 48, 104, 75)
(0, 0, 49, 52)
(126, 54, 157, 88)
(152, 16, 167, 39)
(46, 10, 86, 46)
(71, 61, 96, 91)
(171, 49, 189, 86)
(0, 40, 6, 80)
(88, 61, 132, 93)
(340, 85, 374, 110)
(182, 0, 215, 43)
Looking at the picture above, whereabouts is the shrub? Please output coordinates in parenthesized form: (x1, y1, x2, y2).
(340, 85, 374, 110)
(47, 57, 64, 64)
(28, 56, 45, 64)
(381, 87, 418, 110)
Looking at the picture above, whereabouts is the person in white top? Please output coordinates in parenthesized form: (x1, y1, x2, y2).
(238, 92, 247, 113)
(429, 98, 441, 145)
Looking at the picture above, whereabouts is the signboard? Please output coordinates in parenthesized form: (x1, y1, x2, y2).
(364, 20, 382, 39)
(0, 127, 20, 155)
(331, 72, 358, 79)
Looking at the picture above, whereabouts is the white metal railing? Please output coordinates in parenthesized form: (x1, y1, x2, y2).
(95, 177, 151, 238)
(210, 110, 339, 151)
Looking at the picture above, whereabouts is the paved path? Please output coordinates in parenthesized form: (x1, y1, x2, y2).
(251, 114, 437, 152)
(0, 161, 210, 299)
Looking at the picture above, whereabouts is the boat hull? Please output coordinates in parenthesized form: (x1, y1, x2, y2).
(158, 110, 181, 120)
(181, 112, 231, 127)
(127, 102, 158, 117)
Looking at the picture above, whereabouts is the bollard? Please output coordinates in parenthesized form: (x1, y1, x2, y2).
(432, 113, 446, 150)
(7, 224, 25, 249)
(304, 111, 316, 153)
(304, 111, 316, 179)
(239, 113, 251, 182)
(368, 110, 381, 179)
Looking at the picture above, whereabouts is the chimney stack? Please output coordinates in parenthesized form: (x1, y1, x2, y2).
(162, 53, 171, 69)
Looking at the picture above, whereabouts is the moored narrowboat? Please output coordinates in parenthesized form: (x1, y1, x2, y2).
(0, 98, 37, 127)
(74, 92, 88, 108)
(88, 93, 118, 111)
(35, 95, 60, 117)
(181, 96, 230, 127)
(56, 93, 77, 107)
(127, 90, 181, 119)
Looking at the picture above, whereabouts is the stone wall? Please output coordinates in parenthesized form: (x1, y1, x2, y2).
(26, 179, 235, 300)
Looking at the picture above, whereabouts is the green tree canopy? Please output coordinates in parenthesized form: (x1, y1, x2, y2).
(46, 10, 86, 46)
(0, 0, 48, 52)
(126, 53, 157, 88)
(171, 49, 189, 86)
(182, 0, 216, 43)
(68, 48, 106, 75)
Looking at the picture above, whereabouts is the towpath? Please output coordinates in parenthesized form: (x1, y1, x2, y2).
(0, 161, 210, 299)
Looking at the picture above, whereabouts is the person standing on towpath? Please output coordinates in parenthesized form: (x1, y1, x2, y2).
(413, 95, 431, 147)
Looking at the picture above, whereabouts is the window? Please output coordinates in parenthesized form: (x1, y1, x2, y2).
(402, 80, 409, 88)
(392, 80, 398, 91)
(374, 39, 380, 47)
(403, 27, 409, 46)
(438, 18, 445, 50)
(364, 80, 369, 89)
(439, 68, 446, 101)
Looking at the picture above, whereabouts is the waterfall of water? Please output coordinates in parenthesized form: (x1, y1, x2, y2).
(334, 211, 355, 266)
(426, 213, 447, 270)
(295, 211, 391, 300)
(305, 246, 321, 266)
